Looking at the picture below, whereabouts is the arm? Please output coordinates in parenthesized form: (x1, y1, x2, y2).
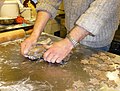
(21, 11, 51, 55)
(30, 11, 51, 41)
(29, 0, 62, 40)
(21, 0, 62, 55)
(67, 0, 120, 45)
(43, 0, 120, 63)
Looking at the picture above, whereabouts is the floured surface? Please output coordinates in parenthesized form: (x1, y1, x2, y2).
(0, 33, 120, 91)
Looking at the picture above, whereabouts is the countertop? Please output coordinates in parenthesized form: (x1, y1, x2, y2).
(0, 33, 120, 91)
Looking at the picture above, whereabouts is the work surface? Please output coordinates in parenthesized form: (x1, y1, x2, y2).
(0, 33, 120, 91)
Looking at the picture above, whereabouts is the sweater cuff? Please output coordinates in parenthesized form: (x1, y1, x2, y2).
(76, 13, 104, 35)
(36, 3, 57, 18)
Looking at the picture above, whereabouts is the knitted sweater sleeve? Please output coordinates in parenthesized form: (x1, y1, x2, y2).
(76, 0, 120, 35)
(36, 0, 62, 18)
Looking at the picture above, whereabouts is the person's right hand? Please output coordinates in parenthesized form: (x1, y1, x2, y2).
(20, 35, 37, 56)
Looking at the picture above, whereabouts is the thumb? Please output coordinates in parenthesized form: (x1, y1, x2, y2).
(43, 44, 52, 49)
(24, 48, 29, 55)
(23, 44, 32, 55)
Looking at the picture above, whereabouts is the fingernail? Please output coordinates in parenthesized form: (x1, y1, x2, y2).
(24, 50, 28, 55)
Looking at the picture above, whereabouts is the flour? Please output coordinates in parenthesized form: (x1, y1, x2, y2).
(0, 78, 53, 91)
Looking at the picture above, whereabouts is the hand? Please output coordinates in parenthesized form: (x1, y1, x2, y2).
(43, 38, 74, 63)
(21, 35, 37, 56)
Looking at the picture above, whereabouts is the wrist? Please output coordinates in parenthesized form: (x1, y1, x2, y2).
(29, 34, 38, 43)
(66, 34, 79, 48)
(30, 30, 40, 39)
(64, 38, 74, 49)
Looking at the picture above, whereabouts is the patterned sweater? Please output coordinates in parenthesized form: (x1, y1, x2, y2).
(36, 0, 120, 48)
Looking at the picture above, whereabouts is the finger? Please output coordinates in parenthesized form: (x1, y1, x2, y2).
(21, 42, 31, 55)
(56, 57, 63, 63)
(46, 53, 55, 63)
(51, 55, 58, 63)
(43, 50, 51, 61)
(24, 43, 32, 55)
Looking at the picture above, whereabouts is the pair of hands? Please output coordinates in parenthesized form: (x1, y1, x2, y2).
(21, 36, 74, 63)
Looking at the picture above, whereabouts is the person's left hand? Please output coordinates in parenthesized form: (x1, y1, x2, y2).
(43, 38, 74, 63)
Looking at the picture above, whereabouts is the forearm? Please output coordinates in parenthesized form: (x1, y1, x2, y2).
(65, 26, 90, 48)
(36, 0, 62, 18)
(30, 11, 51, 40)
(69, 26, 90, 42)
